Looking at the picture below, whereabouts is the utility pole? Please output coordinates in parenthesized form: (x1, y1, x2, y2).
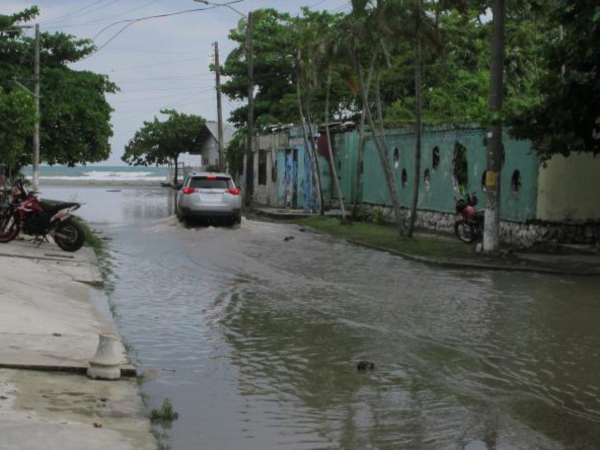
(214, 42, 225, 173)
(483, 0, 505, 253)
(33, 23, 41, 193)
(244, 11, 254, 207)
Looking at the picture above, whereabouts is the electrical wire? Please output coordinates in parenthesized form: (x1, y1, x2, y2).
(65, 0, 167, 36)
(114, 73, 213, 82)
(74, 2, 244, 62)
(104, 57, 206, 73)
(51, 0, 122, 25)
(39, 0, 108, 25)
(114, 95, 215, 120)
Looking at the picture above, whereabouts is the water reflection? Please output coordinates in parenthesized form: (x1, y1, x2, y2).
(41, 185, 600, 449)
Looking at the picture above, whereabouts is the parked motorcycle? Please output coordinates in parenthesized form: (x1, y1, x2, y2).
(454, 192, 484, 243)
(0, 179, 85, 252)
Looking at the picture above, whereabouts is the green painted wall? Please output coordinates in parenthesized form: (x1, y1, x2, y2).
(351, 126, 539, 222)
(333, 132, 359, 204)
(271, 125, 540, 222)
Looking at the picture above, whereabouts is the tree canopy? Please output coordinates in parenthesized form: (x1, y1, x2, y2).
(510, 0, 600, 159)
(0, 7, 117, 168)
(122, 109, 206, 183)
(218, 1, 600, 161)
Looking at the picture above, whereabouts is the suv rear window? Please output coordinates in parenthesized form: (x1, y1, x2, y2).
(188, 177, 233, 189)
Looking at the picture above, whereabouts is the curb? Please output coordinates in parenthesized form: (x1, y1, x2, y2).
(0, 362, 137, 377)
(343, 239, 600, 276)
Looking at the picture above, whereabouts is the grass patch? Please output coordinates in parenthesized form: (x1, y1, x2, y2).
(76, 219, 104, 252)
(293, 216, 477, 260)
(149, 398, 179, 424)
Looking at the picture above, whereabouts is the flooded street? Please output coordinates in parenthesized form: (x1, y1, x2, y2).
(44, 186, 600, 449)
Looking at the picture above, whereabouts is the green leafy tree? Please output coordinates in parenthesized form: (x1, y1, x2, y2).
(0, 88, 35, 172)
(0, 7, 116, 168)
(510, 0, 600, 159)
(122, 110, 206, 185)
(221, 9, 297, 128)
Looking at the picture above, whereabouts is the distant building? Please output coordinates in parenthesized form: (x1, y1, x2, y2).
(178, 122, 235, 168)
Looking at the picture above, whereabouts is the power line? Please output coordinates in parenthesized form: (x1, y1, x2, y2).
(39, 0, 108, 25)
(105, 56, 206, 73)
(117, 86, 213, 94)
(50, 0, 122, 26)
(74, 1, 244, 62)
(113, 73, 213, 82)
(36, 1, 145, 30)
(111, 87, 216, 103)
(114, 95, 215, 120)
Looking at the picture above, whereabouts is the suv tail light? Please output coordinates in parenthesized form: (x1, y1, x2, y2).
(182, 187, 197, 194)
(227, 188, 241, 196)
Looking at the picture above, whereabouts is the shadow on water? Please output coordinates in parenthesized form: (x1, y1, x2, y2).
(40, 185, 600, 450)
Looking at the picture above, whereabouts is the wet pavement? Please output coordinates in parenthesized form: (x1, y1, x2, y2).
(42, 186, 600, 449)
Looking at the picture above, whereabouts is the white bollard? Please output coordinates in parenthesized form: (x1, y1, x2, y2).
(87, 334, 121, 380)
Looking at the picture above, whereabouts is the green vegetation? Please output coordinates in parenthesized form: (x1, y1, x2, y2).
(294, 216, 476, 260)
(510, 1, 600, 160)
(220, 0, 599, 179)
(151, 429, 172, 450)
(149, 398, 179, 424)
(78, 220, 103, 252)
(122, 109, 206, 185)
(0, 8, 117, 171)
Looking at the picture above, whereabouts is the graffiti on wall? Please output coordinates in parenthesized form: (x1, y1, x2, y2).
(284, 149, 298, 209)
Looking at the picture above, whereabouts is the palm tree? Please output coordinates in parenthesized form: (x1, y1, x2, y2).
(361, 0, 467, 236)
(347, 6, 406, 235)
(295, 21, 325, 215)
(324, 68, 347, 220)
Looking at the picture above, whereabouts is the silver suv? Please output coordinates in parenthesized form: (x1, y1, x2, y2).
(176, 172, 242, 224)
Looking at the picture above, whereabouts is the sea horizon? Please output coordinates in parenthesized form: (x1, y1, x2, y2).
(21, 165, 168, 182)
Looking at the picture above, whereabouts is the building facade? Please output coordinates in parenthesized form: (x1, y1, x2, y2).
(246, 124, 600, 246)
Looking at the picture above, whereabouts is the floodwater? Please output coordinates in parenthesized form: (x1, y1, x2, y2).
(43, 186, 600, 449)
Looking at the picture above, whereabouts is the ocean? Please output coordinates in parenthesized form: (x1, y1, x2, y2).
(22, 165, 168, 182)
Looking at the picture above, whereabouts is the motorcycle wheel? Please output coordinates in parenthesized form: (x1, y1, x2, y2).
(53, 218, 85, 252)
(455, 221, 477, 244)
(0, 211, 20, 243)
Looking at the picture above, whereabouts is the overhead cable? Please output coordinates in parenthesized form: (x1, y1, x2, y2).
(74, 1, 244, 62)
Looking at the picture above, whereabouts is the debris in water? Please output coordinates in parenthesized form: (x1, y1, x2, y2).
(357, 361, 375, 372)
(93, 422, 103, 428)
(284, 236, 295, 242)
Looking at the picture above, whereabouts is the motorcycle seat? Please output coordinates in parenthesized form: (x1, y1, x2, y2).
(42, 202, 80, 215)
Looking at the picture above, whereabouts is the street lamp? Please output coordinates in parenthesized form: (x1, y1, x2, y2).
(193, 0, 246, 18)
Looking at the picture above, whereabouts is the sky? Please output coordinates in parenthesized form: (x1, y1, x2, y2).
(6, 0, 351, 165)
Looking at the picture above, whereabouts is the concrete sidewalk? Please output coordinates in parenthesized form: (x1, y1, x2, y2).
(0, 239, 154, 450)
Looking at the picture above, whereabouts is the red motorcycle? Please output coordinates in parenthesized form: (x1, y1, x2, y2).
(454, 192, 484, 243)
(0, 179, 85, 252)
